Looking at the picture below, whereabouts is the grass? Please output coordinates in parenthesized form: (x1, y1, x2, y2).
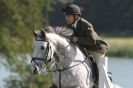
(103, 37, 133, 58)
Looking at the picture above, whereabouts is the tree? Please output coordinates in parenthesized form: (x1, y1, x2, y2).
(0, 0, 55, 87)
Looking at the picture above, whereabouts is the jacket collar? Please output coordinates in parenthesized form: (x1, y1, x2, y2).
(72, 17, 80, 28)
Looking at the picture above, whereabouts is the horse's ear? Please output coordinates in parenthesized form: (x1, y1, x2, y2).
(40, 29, 46, 37)
(32, 29, 37, 37)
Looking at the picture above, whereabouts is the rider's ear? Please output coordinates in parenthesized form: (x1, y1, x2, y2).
(41, 29, 46, 38)
(32, 29, 37, 38)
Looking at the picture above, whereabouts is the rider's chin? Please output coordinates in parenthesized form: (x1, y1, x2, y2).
(32, 66, 40, 75)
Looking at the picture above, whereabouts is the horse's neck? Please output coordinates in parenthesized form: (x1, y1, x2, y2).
(56, 46, 85, 69)
(46, 33, 70, 51)
(46, 33, 85, 68)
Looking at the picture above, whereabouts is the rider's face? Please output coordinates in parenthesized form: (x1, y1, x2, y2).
(65, 15, 74, 24)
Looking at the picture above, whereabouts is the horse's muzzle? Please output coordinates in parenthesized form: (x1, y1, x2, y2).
(32, 66, 40, 75)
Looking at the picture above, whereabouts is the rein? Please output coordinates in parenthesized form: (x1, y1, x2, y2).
(45, 43, 85, 72)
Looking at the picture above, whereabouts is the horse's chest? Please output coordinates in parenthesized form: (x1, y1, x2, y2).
(54, 70, 76, 81)
(53, 63, 89, 87)
(53, 69, 78, 87)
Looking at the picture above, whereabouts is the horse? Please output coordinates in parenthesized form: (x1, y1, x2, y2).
(31, 26, 122, 88)
(31, 26, 94, 88)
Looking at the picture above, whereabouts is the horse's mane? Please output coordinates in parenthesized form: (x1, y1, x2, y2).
(42, 26, 73, 37)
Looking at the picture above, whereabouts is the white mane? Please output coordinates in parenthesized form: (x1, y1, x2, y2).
(42, 26, 73, 54)
(46, 32, 69, 47)
(43, 26, 73, 37)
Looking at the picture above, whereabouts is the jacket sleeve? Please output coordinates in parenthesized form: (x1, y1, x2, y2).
(77, 23, 97, 46)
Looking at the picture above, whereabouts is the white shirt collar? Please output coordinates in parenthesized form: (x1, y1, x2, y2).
(72, 18, 80, 28)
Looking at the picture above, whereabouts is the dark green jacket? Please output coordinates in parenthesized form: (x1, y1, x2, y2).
(68, 18, 109, 54)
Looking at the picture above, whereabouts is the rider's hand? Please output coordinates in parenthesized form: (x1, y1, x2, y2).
(73, 37, 78, 42)
(70, 36, 78, 44)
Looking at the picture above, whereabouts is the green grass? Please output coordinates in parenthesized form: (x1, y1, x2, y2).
(104, 37, 133, 58)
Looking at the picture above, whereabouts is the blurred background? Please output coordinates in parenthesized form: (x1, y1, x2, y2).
(0, 0, 133, 88)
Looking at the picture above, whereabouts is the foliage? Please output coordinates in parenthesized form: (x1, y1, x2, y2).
(105, 37, 133, 58)
(0, 0, 57, 87)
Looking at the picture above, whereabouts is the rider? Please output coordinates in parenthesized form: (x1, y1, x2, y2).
(50, 4, 109, 88)
(61, 4, 109, 70)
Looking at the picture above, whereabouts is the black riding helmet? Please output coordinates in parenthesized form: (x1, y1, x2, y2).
(61, 4, 81, 16)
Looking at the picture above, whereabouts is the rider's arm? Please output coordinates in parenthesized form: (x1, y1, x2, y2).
(76, 23, 97, 46)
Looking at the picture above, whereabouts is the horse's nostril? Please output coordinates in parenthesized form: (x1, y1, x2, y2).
(32, 66, 40, 75)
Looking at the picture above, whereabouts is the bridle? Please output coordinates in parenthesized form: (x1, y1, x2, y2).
(31, 40, 53, 67)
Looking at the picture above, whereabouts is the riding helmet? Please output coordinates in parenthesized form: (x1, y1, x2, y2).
(61, 4, 81, 16)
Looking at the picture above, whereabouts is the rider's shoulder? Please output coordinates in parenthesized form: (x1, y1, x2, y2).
(79, 18, 93, 28)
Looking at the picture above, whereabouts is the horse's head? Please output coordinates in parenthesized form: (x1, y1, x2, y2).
(31, 26, 73, 75)
(31, 29, 55, 75)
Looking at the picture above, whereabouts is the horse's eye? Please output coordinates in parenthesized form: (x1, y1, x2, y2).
(41, 46, 45, 50)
